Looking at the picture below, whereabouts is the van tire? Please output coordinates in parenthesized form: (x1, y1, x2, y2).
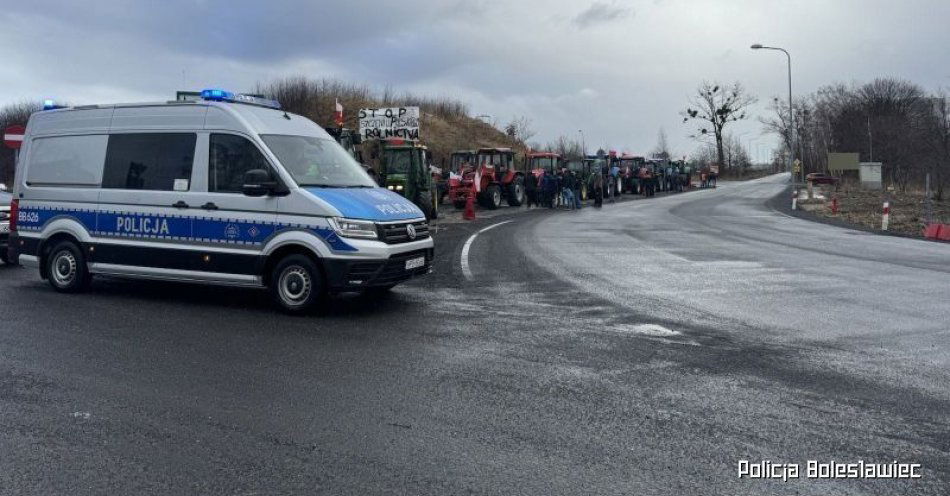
(46, 240, 91, 293)
(270, 254, 324, 314)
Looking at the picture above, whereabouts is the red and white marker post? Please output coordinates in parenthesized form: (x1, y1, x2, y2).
(4, 124, 24, 170)
(791, 189, 798, 210)
(4, 124, 24, 149)
(882, 201, 890, 231)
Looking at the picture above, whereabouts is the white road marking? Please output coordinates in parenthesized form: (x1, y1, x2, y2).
(615, 323, 679, 336)
(461, 220, 514, 281)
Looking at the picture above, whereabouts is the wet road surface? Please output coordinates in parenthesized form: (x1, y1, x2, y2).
(1, 174, 948, 494)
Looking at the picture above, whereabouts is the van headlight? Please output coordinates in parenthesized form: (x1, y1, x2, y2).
(329, 217, 378, 240)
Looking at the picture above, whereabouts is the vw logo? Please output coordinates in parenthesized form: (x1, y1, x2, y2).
(406, 223, 417, 240)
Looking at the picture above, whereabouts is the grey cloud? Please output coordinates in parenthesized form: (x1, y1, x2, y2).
(2, 0, 949, 158)
(572, 2, 632, 29)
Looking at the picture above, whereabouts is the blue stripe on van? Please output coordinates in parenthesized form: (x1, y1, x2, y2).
(15, 206, 357, 252)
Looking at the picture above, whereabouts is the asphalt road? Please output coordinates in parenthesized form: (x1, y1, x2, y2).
(1, 174, 948, 495)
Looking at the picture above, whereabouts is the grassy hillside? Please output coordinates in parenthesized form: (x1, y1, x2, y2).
(257, 77, 525, 168)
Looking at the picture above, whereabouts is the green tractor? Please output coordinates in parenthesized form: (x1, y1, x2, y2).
(365, 138, 437, 220)
(565, 158, 591, 200)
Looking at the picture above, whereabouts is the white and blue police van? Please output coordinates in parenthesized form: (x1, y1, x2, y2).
(7, 90, 433, 313)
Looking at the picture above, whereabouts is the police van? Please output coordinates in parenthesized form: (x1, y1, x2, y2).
(7, 90, 433, 313)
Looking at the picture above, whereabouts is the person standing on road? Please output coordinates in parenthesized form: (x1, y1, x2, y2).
(542, 171, 556, 208)
(571, 171, 582, 209)
(525, 170, 538, 208)
(609, 163, 621, 200)
(561, 169, 575, 210)
(592, 168, 604, 208)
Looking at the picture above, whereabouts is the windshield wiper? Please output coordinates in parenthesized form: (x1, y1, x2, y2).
(300, 183, 342, 188)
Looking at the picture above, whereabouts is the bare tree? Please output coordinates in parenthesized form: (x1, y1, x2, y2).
(921, 92, 950, 200)
(545, 135, 584, 159)
(0, 101, 42, 185)
(766, 78, 934, 192)
(504, 116, 536, 144)
(652, 128, 672, 159)
(682, 81, 756, 171)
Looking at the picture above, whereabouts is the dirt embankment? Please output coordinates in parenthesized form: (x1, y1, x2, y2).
(258, 77, 524, 168)
(805, 186, 950, 238)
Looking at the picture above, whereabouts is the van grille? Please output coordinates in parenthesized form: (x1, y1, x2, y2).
(377, 220, 429, 244)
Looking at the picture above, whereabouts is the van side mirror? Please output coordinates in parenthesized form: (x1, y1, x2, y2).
(242, 169, 276, 197)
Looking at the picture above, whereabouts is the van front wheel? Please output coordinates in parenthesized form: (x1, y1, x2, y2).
(46, 240, 91, 293)
(271, 255, 324, 314)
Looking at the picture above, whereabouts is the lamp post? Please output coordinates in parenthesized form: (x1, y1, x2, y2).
(751, 43, 796, 183)
(578, 129, 586, 157)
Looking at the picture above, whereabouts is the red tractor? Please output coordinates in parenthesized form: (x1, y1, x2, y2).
(448, 148, 525, 209)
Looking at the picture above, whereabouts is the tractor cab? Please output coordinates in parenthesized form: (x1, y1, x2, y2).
(617, 154, 645, 193)
(365, 138, 436, 220)
(448, 147, 524, 210)
(526, 152, 560, 179)
(449, 150, 476, 175)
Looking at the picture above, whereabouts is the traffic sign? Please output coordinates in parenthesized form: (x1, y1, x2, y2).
(4, 125, 25, 149)
(793, 158, 801, 173)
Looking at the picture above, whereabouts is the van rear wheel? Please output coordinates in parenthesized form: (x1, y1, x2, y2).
(46, 240, 91, 293)
(270, 255, 324, 314)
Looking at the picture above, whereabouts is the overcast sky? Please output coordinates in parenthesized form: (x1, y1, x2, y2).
(2, 0, 948, 161)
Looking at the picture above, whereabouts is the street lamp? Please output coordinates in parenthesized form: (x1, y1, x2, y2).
(751, 43, 796, 183)
(578, 129, 586, 157)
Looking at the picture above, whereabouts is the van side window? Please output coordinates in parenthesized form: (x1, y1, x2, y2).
(209, 134, 271, 193)
(102, 133, 196, 191)
(26, 135, 108, 187)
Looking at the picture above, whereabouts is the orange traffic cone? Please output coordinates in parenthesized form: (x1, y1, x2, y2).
(463, 186, 476, 221)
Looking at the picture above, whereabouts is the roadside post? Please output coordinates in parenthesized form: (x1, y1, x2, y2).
(831, 196, 838, 215)
(463, 184, 476, 221)
(882, 201, 890, 231)
(924, 173, 933, 226)
(791, 189, 797, 210)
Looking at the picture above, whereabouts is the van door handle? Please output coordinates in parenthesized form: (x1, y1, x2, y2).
(172, 201, 190, 209)
(201, 202, 219, 211)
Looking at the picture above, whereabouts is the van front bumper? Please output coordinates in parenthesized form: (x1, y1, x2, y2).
(323, 247, 433, 292)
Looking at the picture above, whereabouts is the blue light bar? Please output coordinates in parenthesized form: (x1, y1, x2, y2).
(199, 88, 281, 109)
(43, 99, 58, 110)
(200, 88, 234, 101)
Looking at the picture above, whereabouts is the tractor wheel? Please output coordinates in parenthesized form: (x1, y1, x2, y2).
(417, 192, 435, 221)
(506, 177, 525, 207)
(485, 184, 502, 210)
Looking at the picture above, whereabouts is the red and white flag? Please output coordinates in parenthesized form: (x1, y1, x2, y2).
(334, 99, 344, 127)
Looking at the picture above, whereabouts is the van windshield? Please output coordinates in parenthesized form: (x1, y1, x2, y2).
(261, 135, 375, 188)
